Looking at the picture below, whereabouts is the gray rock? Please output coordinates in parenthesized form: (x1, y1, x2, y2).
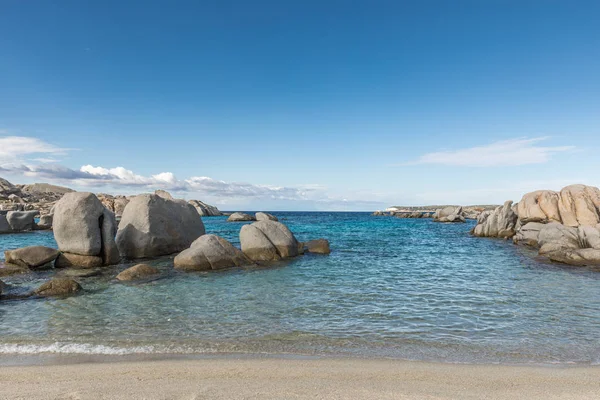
(174, 234, 252, 271)
(55, 253, 103, 269)
(34, 278, 82, 297)
(116, 194, 205, 258)
(101, 208, 121, 265)
(255, 212, 278, 221)
(513, 222, 545, 247)
(4, 246, 60, 269)
(36, 214, 53, 230)
(472, 201, 518, 238)
(53, 193, 105, 255)
(154, 189, 174, 200)
(227, 212, 255, 222)
(304, 239, 331, 254)
(6, 210, 38, 231)
(59, 268, 103, 278)
(0, 214, 10, 233)
(240, 220, 299, 262)
(188, 200, 223, 216)
(116, 264, 160, 281)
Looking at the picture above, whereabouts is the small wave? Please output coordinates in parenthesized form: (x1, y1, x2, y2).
(0, 342, 173, 355)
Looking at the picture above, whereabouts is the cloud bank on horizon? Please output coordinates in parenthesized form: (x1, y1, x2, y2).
(0, 135, 584, 209)
(0, 135, 383, 210)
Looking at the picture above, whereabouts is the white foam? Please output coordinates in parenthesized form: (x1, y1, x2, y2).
(0, 342, 168, 355)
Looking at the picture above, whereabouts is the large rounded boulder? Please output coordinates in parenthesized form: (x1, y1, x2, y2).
(240, 220, 299, 262)
(116, 194, 205, 258)
(53, 192, 120, 266)
(174, 234, 251, 271)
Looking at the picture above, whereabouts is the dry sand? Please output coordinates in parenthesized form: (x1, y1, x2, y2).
(0, 357, 598, 399)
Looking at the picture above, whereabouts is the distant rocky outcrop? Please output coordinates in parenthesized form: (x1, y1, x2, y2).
(255, 212, 278, 221)
(433, 206, 466, 223)
(116, 193, 205, 258)
(240, 220, 300, 261)
(1, 178, 73, 215)
(227, 212, 255, 222)
(174, 234, 252, 271)
(188, 200, 223, 216)
(53, 192, 120, 268)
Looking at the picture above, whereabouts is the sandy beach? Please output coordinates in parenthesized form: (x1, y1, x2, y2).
(0, 357, 598, 399)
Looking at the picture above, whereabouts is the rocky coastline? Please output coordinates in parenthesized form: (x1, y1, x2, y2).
(0, 177, 330, 300)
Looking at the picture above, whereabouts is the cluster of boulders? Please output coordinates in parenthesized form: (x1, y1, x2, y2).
(1, 190, 330, 298)
(227, 212, 278, 222)
(473, 184, 600, 267)
(433, 206, 466, 223)
(374, 206, 487, 220)
(0, 177, 226, 233)
(1, 178, 72, 215)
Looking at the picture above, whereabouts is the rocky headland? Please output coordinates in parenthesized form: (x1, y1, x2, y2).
(472, 184, 600, 267)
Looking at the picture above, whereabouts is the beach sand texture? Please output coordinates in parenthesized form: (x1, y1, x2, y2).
(0, 358, 599, 399)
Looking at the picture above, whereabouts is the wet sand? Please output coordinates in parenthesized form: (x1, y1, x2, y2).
(0, 357, 599, 399)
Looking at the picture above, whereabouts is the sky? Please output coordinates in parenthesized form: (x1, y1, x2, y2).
(1, 1, 599, 210)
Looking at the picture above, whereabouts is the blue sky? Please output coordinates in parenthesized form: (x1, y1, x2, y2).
(1, 1, 599, 210)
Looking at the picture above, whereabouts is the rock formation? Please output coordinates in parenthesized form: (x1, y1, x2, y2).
(227, 212, 256, 222)
(188, 200, 223, 216)
(53, 192, 120, 267)
(4, 246, 60, 269)
(433, 206, 466, 223)
(34, 278, 82, 297)
(472, 201, 518, 238)
(116, 264, 160, 281)
(174, 234, 252, 271)
(473, 184, 600, 267)
(302, 239, 331, 254)
(116, 193, 205, 258)
(255, 212, 278, 221)
(0, 210, 39, 233)
(240, 220, 300, 261)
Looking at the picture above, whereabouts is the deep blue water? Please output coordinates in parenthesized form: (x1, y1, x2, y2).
(1, 212, 599, 364)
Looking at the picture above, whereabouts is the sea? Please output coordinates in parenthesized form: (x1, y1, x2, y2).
(1, 212, 599, 365)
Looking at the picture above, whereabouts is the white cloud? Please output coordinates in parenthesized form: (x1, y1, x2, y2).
(404, 137, 575, 167)
(0, 136, 72, 165)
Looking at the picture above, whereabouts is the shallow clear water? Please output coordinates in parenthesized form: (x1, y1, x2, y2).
(1, 212, 599, 364)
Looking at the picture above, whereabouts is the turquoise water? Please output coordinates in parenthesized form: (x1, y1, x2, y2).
(1, 212, 599, 364)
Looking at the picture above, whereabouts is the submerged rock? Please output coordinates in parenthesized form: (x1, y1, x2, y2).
(4, 246, 60, 269)
(240, 220, 299, 262)
(174, 234, 252, 271)
(116, 264, 160, 281)
(227, 212, 255, 222)
(255, 212, 278, 221)
(0, 263, 30, 277)
(304, 239, 331, 254)
(116, 194, 205, 258)
(59, 268, 103, 278)
(34, 278, 82, 297)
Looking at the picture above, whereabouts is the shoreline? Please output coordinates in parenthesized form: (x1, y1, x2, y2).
(1, 357, 599, 399)
(0, 346, 597, 368)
